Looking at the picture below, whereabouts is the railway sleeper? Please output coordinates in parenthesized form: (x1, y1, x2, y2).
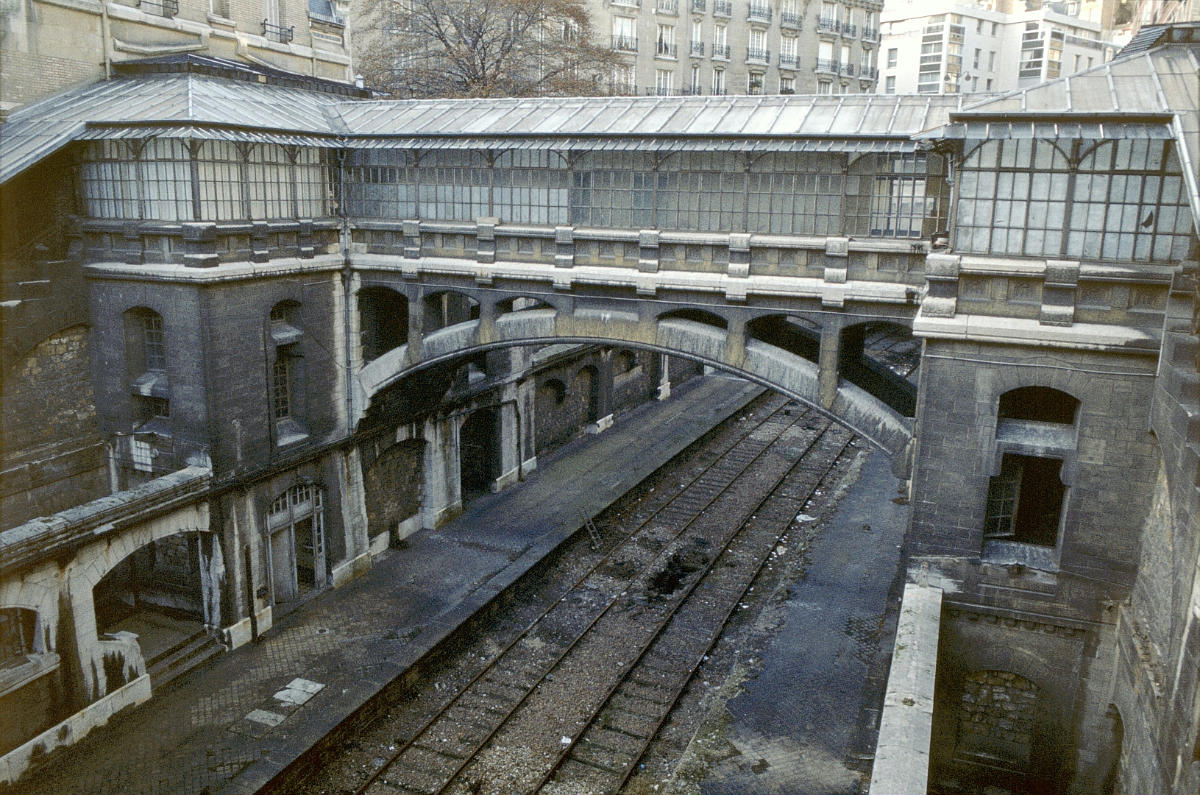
(601, 708, 660, 738)
(616, 679, 675, 706)
(541, 759, 618, 795)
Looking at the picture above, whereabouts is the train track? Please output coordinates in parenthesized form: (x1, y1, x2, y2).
(301, 394, 858, 795)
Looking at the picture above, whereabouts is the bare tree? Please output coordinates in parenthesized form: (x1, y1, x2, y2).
(355, 0, 617, 98)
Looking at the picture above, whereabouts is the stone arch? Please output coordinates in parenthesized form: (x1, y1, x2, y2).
(998, 386, 1080, 425)
(496, 295, 556, 314)
(358, 285, 408, 363)
(423, 290, 479, 333)
(573, 364, 601, 425)
(746, 314, 820, 364)
(838, 320, 919, 417)
(361, 438, 425, 543)
(954, 669, 1041, 768)
(657, 307, 729, 330)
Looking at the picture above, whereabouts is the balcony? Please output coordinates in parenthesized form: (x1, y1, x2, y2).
(843, 23, 857, 37)
(262, 19, 294, 43)
(779, 52, 799, 69)
(690, 40, 706, 56)
(817, 17, 839, 34)
(612, 34, 639, 52)
(863, 26, 879, 42)
(656, 40, 678, 58)
(860, 66, 878, 80)
(683, 85, 705, 95)
(713, 0, 732, 16)
(137, 0, 178, 17)
(746, 46, 770, 64)
(780, 10, 801, 28)
(816, 57, 839, 74)
(841, 62, 856, 76)
(692, 0, 706, 10)
(648, 86, 682, 95)
(711, 42, 731, 59)
(747, 3, 772, 22)
(610, 0, 641, 7)
(656, 0, 678, 13)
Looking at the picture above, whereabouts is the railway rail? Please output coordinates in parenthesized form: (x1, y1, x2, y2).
(296, 393, 858, 795)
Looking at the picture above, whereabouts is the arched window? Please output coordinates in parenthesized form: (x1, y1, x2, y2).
(124, 308, 171, 467)
(985, 387, 1080, 556)
(270, 302, 306, 444)
(998, 386, 1079, 425)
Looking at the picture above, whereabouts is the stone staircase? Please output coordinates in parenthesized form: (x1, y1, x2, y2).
(146, 630, 225, 690)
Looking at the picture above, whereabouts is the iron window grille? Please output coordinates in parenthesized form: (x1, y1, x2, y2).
(137, 0, 178, 17)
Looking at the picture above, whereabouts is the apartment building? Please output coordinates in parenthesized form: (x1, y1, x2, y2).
(596, 0, 883, 95)
(879, 2, 1117, 94)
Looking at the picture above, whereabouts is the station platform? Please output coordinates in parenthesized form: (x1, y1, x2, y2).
(10, 375, 762, 795)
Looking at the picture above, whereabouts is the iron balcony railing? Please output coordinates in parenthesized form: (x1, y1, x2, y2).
(711, 42, 731, 59)
(861, 66, 879, 79)
(747, 3, 772, 22)
(612, 34, 639, 52)
(690, 40, 706, 56)
(862, 26, 879, 42)
(683, 85, 704, 95)
(648, 86, 682, 95)
(747, 46, 770, 63)
(656, 40, 678, 57)
(817, 17, 839, 33)
(262, 19, 294, 43)
(841, 62, 856, 76)
(780, 10, 802, 27)
(610, 0, 641, 7)
(816, 57, 839, 73)
(656, 0, 679, 13)
(843, 23, 857, 37)
(713, 0, 732, 16)
(691, 0, 706, 10)
(779, 52, 799, 68)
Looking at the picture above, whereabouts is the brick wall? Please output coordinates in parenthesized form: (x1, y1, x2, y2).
(1, 325, 108, 529)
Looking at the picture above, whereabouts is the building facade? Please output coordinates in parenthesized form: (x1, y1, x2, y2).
(1, 26, 1198, 794)
(591, 0, 882, 95)
(879, 2, 1117, 94)
(0, 0, 352, 112)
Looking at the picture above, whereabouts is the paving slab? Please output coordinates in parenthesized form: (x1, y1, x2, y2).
(9, 375, 761, 795)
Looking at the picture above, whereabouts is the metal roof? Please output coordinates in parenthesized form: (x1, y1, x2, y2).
(1, 72, 348, 183)
(925, 42, 1200, 234)
(334, 94, 965, 139)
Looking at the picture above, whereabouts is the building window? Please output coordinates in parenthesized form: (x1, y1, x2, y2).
(657, 24, 676, 57)
(984, 454, 1065, 547)
(712, 67, 725, 94)
(817, 80, 832, 94)
(655, 69, 675, 95)
(886, 47, 897, 68)
(612, 16, 637, 51)
(780, 76, 794, 93)
(885, 75, 895, 93)
(269, 302, 307, 444)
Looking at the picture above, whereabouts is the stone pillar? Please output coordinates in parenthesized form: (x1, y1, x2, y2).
(493, 397, 521, 491)
(517, 376, 538, 473)
(331, 446, 372, 587)
(819, 320, 844, 410)
(406, 294, 424, 365)
(589, 349, 615, 434)
(476, 296, 498, 347)
(656, 353, 671, 401)
(421, 415, 462, 529)
(723, 316, 747, 370)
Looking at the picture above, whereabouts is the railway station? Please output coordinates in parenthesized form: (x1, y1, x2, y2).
(1, 20, 1199, 795)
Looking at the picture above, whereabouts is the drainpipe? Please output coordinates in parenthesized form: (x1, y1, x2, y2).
(338, 149, 355, 435)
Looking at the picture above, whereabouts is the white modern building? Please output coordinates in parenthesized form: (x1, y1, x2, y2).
(879, 1, 1118, 93)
